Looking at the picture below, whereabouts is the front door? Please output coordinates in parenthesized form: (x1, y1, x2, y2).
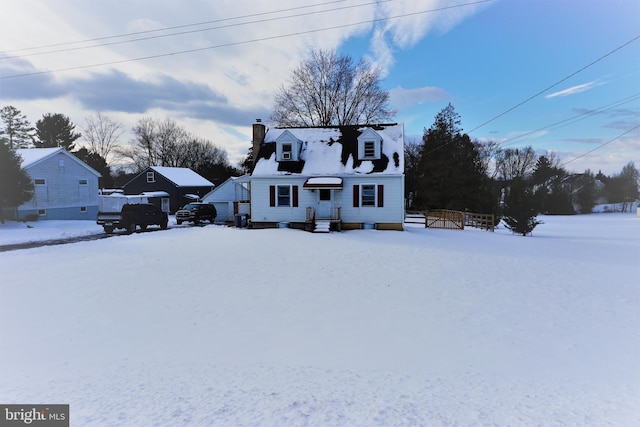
(316, 189, 332, 219)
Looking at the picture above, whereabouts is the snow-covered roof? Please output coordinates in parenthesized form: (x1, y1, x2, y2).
(17, 147, 101, 176)
(252, 124, 404, 177)
(150, 166, 213, 187)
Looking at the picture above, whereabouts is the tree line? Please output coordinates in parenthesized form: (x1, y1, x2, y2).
(405, 103, 639, 234)
(0, 105, 241, 189)
(2, 48, 638, 233)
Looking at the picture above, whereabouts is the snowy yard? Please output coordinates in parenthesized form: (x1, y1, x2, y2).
(0, 214, 638, 426)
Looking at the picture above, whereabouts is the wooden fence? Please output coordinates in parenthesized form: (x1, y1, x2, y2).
(405, 210, 495, 232)
(464, 212, 495, 232)
(425, 209, 465, 230)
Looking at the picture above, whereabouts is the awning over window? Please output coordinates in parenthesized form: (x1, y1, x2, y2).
(303, 177, 343, 189)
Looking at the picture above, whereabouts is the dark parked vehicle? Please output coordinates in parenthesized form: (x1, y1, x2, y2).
(97, 203, 169, 234)
(175, 202, 217, 225)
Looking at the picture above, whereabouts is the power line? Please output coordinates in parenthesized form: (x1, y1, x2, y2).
(0, 0, 493, 80)
(559, 124, 640, 168)
(1, 0, 350, 55)
(498, 93, 640, 147)
(2, 0, 395, 60)
(467, 34, 640, 134)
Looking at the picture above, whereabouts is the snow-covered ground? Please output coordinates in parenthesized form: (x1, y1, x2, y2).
(1, 214, 638, 426)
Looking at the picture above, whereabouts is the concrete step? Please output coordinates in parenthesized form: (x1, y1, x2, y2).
(314, 220, 331, 233)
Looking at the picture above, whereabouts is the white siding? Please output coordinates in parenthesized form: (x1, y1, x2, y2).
(338, 175, 404, 224)
(251, 175, 404, 225)
(250, 177, 308, 223)
(19, 151, 100, 217)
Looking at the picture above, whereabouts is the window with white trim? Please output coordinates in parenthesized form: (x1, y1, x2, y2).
(277, 185, 291, 207)
(34, 179, 46, 185)
(357, 128, 382, 160)
(363, 141, 376, 158)
(353, 184, 384, 208)
(270, 185, 299, 207)
(80, 206, 88, 213)
(147, 171, 155, 183)
(361, 184, 376, 206)
(282, 143, 292, 160)
(38, 209, 47, 216)
(79, 179, 88, 185)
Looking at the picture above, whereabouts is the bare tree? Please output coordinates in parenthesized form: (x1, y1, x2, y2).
(82, 113, 124, 162)
(117, 117, 232, 175)
(495, 146, 537, 181)
(474, 139, 501, 178)
(271, 49, 395, 126)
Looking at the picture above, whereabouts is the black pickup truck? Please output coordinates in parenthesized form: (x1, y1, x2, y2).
(97, 203, 168, 234)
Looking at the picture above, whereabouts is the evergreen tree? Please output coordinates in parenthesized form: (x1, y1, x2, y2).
(73, 148, 113, 189)
(575, 170, 597, 214)
(0, 105, 36, 148)
(502, 177, 542, 236)
(0, 138, 34, 222)
(416, 103, 493, 212)
(36, 113, 81, 150)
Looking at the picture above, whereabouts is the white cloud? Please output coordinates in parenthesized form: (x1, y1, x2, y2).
(0, 0, 487, 167)
(389, 86, 449, 107)
(545, 81, 600, 99)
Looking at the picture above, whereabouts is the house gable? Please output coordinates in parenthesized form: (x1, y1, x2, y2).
(356, 127, 382, 161)
(275, 130, 302, 162)
(15, 148, 100, 220)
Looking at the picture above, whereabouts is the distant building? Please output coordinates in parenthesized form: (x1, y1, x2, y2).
(122, 166, 214, 213)
(201, 175, 250, 223)
(13, 147, 101, 220)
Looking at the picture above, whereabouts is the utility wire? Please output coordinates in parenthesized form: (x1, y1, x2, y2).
(2, 0, 396, 60)
(1, 0, 350, 55)
(559, 124, 640, 168)
(467, 34, 640, 134)
(0, 0, 492, 80)
(498, 93, 640, 147)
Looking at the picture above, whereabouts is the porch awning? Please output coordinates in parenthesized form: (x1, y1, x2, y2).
(303, 177, 343, 189)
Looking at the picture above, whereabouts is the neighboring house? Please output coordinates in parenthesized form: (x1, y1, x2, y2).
(201, 174, 250, 223)
(123, 166, 214, 213)
(13, 147, 101, 220)
(249, 122, 405, 231)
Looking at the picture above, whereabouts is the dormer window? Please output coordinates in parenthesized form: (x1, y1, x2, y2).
(282, 143, 292, 160)
(363, 141, 376, 158)
(357, 128, 382, 160)
(275, 130, 301, 162)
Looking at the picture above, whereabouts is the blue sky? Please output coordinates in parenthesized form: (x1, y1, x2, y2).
(1, 0, 638, 175)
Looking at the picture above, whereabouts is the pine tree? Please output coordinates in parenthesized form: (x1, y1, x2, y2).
(0, 105, 36, 148)
(36, 113, 81, 150)
(0, 138, 34, 222)
(502, 177, 542, 236)
(416, 103, 492, 212)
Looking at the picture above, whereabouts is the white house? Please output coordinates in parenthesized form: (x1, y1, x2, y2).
(201, 175, 250, 223)
(15, 147, 101, 220)
(249, 122, 405, 231)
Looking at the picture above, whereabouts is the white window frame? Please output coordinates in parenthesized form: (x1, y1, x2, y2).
(79, 179, 88, 185)
(37, 209, 47, 216)
(80, 206, 88, 213)
(361, 184, 376, 207)
(277, 185, 291, 207)
(282, 143, 292, 160)
(147, 172, 155, 183)
(34, 178, 46, 185)
(363, 141, 376, 158)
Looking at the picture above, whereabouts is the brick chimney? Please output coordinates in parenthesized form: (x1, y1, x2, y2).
(252, 119, 266, 165)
